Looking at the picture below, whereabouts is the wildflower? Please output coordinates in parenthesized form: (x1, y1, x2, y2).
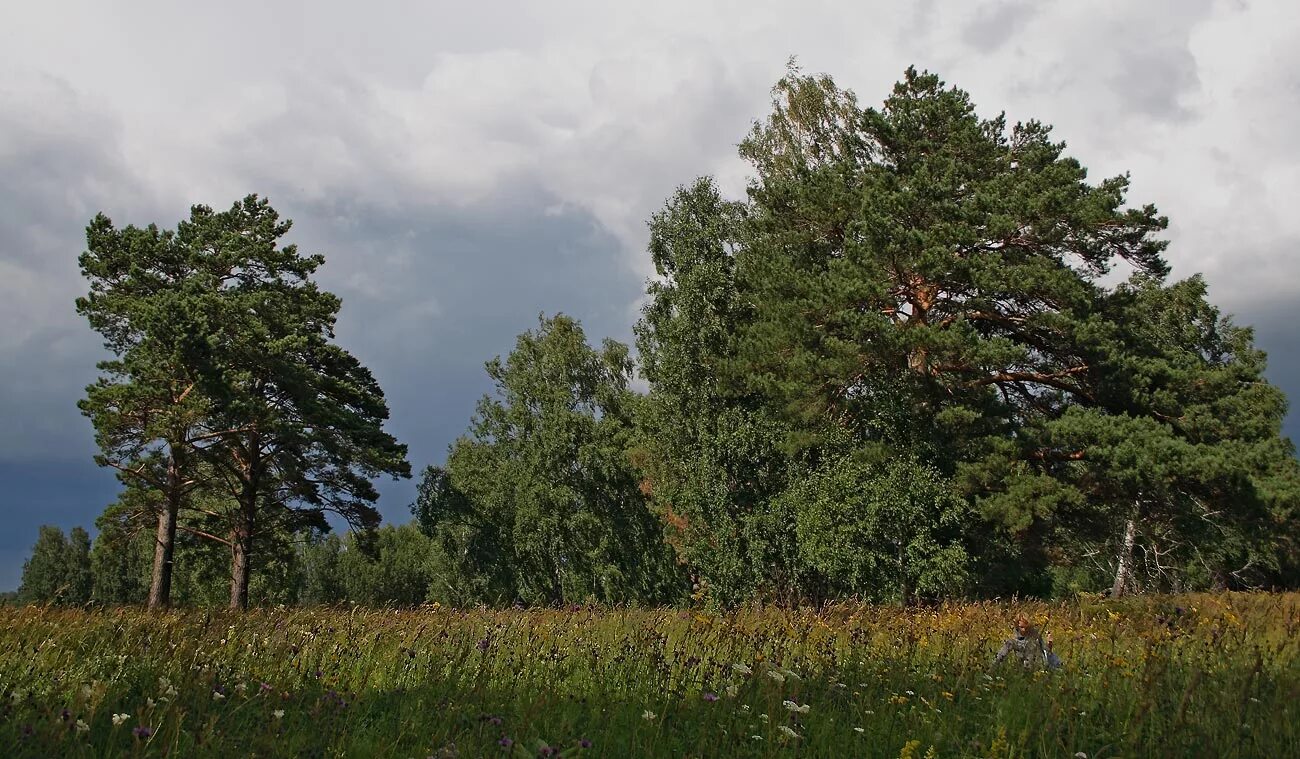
(703, 692, 719, 702)
(59, 708, 71, 722)
(782, 700, 810, 714)
(767, 671, 786, 684)
(133, 726, 153, 739)
(750, 735, 763, 741)
(726, 685, 739, 698)
(75, 719, 90, 733)
(260, 682, 273, 694)
(234, 682, 248, 693)
(577, 738, 592, 748)
(539, 746, 557, 757)
(112, 713, 130, 726)
(498, 736, 514, 748)
(273, 710, 285, 719)
(212, 691, 225, 701)
(854, 727, 865, 733)
(758, 713, 769, 722)
(642, 710, 657, 721)
(731, 663, 752, 675)
(146, 698, 156, 708)
(777, 725, 800, 739)
(1074, 753, 1088, 759)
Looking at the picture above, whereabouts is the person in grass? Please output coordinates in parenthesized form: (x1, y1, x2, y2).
(995, 615, 1062, 670)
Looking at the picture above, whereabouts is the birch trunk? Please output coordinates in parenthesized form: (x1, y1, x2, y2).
(1111, 516, 1138, 598)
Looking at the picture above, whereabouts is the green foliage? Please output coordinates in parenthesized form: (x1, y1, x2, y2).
(17, 526, 92, 606)
(633, 178, 797, 605)
(336, 524, 441, 606)
(76, 196, 410, 609)
(793, 452, 973, 602)
(633, 63, 1300, 602)
(421, 314, 681, 605)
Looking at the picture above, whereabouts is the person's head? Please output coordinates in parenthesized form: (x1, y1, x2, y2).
(1014, 615, 1037, 637)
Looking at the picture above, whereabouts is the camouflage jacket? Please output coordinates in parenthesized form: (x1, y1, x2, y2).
(994, 634, 1062, 670)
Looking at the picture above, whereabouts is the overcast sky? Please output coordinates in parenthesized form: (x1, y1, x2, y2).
(2, 0, 1298, 591)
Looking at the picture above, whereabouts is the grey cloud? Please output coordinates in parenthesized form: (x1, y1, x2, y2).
(962, 1, 1040, 53)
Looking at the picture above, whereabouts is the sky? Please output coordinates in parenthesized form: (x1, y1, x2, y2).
(2, 0, 1298, 591)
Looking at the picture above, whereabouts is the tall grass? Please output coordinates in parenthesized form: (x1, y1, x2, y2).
(1, 593, 1296, 757)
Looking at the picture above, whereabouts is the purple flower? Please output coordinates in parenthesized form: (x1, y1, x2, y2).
(59, 708, 71, 722)
(578, 739, 592, 748)
(260, 682, 273, 694)
(703, 692, 719, 702)
(133, 726, 153, 739)
(476, 637, 491, 652)
(539, 746, 557, 757)
(498, 736, 514, 749)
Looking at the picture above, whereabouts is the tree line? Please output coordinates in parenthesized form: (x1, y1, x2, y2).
(15, 66, 1300, 609)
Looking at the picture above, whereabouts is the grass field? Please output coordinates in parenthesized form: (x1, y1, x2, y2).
(1, 593, 1296, 757)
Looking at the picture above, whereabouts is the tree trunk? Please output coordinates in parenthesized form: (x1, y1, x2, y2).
(147, 499, 178, 609)
(229, 507, 254, 610)
(1112, 515, 1138, 598)
(147, 454, 183, 610)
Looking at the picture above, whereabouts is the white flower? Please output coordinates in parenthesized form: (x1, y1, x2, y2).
(750, 735, 763, 741)
(739, 704, 750, 712)
(854, 727, 865, 733)
(782, 700, 810, 714)
(111, 713, 130, 726)
(642, 710, 656, 721)
(758, 713, 769, 722)
(273, 710, 285, 719)
(731, 663, 752, 675)
(75, 719, 90, 733)
(767, 671, 785, 684)
(780, 668, 801, 681)
(212, 691, 225, 701)
(777, 725, 800, 739)
(905, 690, 915, 696)
(1074, 753, 1087, 759)
(234, 683, 248, 693)
(726, 685, 739, 698)
(146, 698, 156, 708)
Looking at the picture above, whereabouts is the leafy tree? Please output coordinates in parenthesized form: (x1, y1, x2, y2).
(17, 526, 91, 605)
(336, 524, 438, 606)
(422, 315, 681, 605)
(633, 178, 796, 604)
(794, 451, 973, 603)
(91, 510, 153, 605)
(298, 532, 346, 605)
(65, 527, 94, 604)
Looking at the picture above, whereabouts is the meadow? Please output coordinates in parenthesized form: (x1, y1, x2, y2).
(1, 594, 1296, 758)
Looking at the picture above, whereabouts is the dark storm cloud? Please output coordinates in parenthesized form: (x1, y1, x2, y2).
(1235, 297, 1300, 445)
